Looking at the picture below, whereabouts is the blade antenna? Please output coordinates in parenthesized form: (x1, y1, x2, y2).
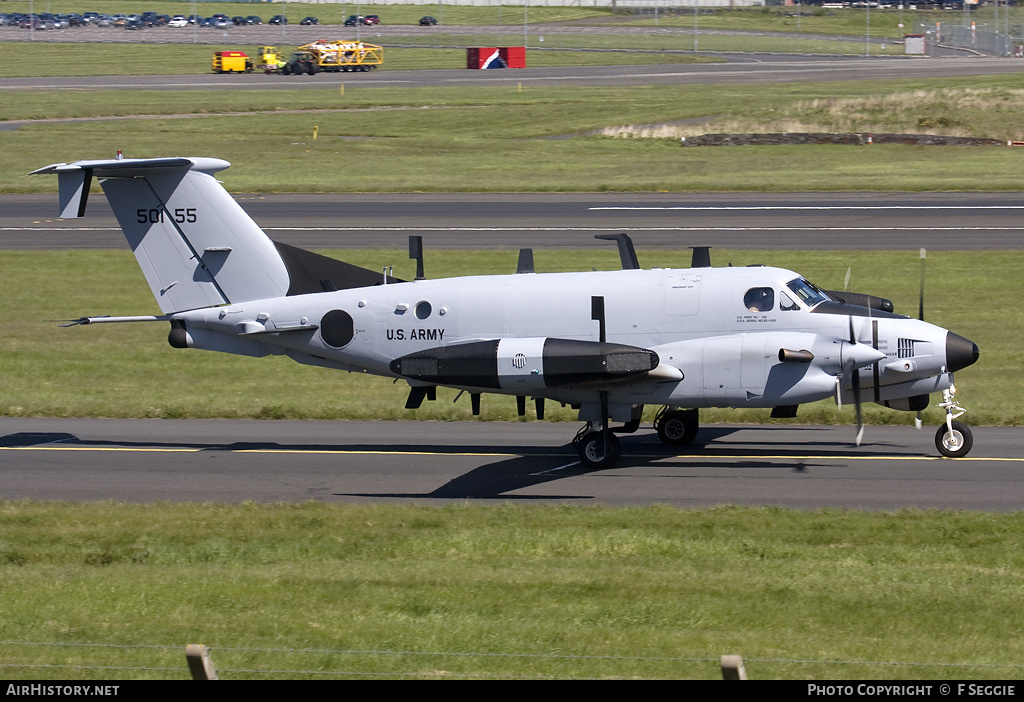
(409, 235, 425, 281)
(594, 233, 639, 270)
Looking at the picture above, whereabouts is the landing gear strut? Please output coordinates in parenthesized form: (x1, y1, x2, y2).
(573, 425, 621, 469)
(573, 391, 621, 469)
(934, 383, 973, 458)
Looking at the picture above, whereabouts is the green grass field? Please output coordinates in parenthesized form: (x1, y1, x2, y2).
(9, 75, 1024, 193)
(2, 501, 1023, 680)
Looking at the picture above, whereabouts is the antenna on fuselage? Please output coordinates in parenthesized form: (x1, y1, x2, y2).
(595, 233, 639, 270)
(409, 235, 426, 280)
(690, 246, 712, 268)
(516, 248, 534, 274)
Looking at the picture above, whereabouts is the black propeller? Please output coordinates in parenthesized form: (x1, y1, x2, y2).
(918, 247, 926, 321)
(848, 316, 865, 446)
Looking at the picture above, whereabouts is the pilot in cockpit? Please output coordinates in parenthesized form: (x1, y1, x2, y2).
(744, 287, 774, 312)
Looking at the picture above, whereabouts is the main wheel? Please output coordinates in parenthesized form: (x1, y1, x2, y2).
(576, 431, 620, 469)
(935, 421, 973, 458)
(655, 408, 699, 446)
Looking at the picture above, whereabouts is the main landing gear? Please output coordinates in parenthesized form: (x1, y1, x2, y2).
(572, 391, 627, 469)
(573, 403, 699, 469)
(572, 385, 974, 468)
(653, 407, 699, 447)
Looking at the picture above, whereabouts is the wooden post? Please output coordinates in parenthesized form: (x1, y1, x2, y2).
(186, 644, 218, 680)
(720, 655, 748, 680)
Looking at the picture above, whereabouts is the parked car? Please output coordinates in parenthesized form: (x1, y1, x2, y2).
(246, 16, 262, 25)
(363, 14, 380, 25)
(168, 15, 188, 27)
(269, 15, 287, 25)
(344, 15, 362, 26)
(419, 16, 438, 25)
(300, 16, 318, 25)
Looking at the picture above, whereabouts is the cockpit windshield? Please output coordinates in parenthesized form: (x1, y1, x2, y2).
(786, 277, 831, 309)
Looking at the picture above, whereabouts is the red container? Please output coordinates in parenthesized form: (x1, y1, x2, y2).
(500, 46, 526, 68)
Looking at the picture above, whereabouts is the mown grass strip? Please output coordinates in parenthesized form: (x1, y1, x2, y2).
(8, 76, 1024, 194)
(1, 501, 1022, 679)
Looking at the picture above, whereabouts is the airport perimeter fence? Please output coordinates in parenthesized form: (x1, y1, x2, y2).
(3, 640, 1024, 679)
(934, 22, 1017, 56)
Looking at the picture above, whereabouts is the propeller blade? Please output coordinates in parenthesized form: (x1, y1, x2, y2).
(852, 368, 864, 446)
(918, 247, 927, 321)
(844, 266, 852, 292)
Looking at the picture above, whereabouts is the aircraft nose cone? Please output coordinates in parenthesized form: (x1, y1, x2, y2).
(946, 332, 979, 372)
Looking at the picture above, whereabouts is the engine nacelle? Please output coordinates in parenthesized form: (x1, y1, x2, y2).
(390, 337, 659, 393)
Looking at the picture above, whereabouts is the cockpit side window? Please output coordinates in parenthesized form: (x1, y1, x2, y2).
(744, 287, 774, 312)
(780, 291, 799, 311)
(786, 278, 830, 308)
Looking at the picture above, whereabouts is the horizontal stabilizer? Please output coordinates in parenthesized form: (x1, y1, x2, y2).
(34, 157, 290, 314)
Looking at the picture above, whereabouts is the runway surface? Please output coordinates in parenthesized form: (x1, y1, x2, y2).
(2, 55, 1019, 94)
(6, 191, 1024, 251)
(1, 418, 1020, 510)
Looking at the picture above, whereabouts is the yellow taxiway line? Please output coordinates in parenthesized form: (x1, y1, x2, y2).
(2, 445, 1021, 462)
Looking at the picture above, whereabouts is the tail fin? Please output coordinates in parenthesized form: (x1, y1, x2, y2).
(32, 156, 290, 314)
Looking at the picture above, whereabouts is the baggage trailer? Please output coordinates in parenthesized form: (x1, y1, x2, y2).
(281, 40, 383, 74)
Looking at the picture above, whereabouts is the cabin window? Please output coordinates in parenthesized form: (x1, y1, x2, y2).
(744, 287, 774, 312)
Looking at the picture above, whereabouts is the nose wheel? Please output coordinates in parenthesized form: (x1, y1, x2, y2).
(935, 421, 973, 458)
(934, 384, 973, 458)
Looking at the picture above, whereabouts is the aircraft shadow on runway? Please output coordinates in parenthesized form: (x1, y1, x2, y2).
(1, 427, 908, 502)
(331, 427, 901, 500)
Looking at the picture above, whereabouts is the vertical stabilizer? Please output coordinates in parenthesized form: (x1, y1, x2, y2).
(32, 157, 290, 314)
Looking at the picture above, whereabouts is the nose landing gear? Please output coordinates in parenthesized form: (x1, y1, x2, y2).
(934, 384, 973, 458)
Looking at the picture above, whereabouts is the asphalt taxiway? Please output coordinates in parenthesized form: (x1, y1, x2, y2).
(6, 191, 1024, 251)
(1, 418, 1020, 510)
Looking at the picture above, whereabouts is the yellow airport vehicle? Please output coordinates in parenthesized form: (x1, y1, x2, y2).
(211, 51, 253, 74)
(281, 40, 383, 74)
(256, 46, 286, 74)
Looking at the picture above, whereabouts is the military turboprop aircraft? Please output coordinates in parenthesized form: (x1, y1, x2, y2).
(32, 156, 980, 468)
